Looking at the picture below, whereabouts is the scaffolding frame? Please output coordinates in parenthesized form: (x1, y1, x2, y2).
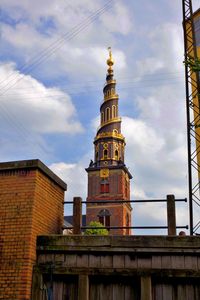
(182, 0, 200, 235)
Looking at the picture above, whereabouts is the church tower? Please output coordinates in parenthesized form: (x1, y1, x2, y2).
(86, 48, 132, 235)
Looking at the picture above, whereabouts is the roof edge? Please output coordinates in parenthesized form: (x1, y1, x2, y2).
(0, 159, 67, 191)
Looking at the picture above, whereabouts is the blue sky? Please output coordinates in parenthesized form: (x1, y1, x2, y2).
(0, 0, 199, 234)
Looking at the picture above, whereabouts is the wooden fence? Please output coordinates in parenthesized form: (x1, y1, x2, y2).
(32, 235, 200, 300)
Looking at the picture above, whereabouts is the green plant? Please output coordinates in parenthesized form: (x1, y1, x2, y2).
(184, 56, 200, 72)
(84, 221, 109, 235)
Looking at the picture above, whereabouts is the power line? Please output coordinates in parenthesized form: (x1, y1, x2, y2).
(0, 0, 113, 95)
(3, 70, 184, 92)
(1, 77, 184, 99)
(0, 0, 113, 158)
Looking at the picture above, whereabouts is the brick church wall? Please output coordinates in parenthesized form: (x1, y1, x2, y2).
(86, 168, 132, 235)
(0, 160, 66, 300)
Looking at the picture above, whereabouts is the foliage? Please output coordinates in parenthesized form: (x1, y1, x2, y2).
(84, 221, 109, 235)
(184, 56, 200, 72)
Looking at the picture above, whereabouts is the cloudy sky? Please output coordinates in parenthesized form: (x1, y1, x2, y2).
(0, 0, 199, 234)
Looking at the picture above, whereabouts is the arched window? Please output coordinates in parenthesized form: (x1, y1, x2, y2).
(107, 90, 110, 97)
(96, 151, 99, 161)
(111, 88, 115, 95)
(100, 179, 109, 194)
(105, 107, 110, 121)
(113, 129, 118, 135)
(98, 209, 111, 227)
(103, 149, 108, 159)
(115, 150, 119, 160)
(101, 112, 104, 124)
(112, 105, 116, 118)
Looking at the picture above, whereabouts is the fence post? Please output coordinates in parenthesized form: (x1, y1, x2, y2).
(78, 275, 89, 300)
(141, 276, 152, 300)
(167, 194, 176, 235)
(73, 197, 82, 234)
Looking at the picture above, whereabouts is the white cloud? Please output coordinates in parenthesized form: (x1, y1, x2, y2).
(138, 22, 184, 75)
(100, 1, 132, 35)
(0, 62, 83, 134)
(49, 155, 90, 216)
(0, 1, 130, 81)
(121, 116, 188, 230)
(0, 1, 190, 234)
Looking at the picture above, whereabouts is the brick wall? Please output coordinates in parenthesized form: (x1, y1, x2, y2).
(0, 160, 66, 300)
(86, 168, 132, 235)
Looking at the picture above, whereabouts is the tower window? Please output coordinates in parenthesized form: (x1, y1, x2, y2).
(100, 179, 109, 193)
(105, 107, 110, 121)
(112, 105, 117, 118)
(115, 150, 119, 160)
(100, 182, 109, 193)
(98, 209, 111, 227)
(103, 149, 108, 159)
(101, 112, 104, 124)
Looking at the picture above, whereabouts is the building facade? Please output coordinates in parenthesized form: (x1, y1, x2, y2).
(0, 159, 66, 300)
(86, 49, 132, 235)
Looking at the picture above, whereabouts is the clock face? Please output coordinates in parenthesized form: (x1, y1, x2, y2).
(100, 168, 109, 178)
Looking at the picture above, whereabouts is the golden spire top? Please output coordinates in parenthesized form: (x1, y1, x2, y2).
(107, 47, 114, 73)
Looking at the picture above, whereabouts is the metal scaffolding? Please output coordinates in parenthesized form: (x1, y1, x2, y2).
(182, 0, 200, 234)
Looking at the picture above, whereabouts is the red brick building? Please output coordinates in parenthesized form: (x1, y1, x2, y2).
(0, 159, 66, 300)
(86, 49, 132, 234)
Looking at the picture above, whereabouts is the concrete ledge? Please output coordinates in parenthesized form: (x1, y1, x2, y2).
(0, 159, 67, 191)
(37, 235, 200, 254)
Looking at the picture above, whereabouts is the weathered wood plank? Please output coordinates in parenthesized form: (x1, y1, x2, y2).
(113, 254, 124, 268)
(77, 254, 89, 268)
(73, 197, 82, 234)
(78, 275, 89, 300)
(194, 284, 200, 300)
(125, 254, 137, 269)
(125, 285, 137, 300)
(161, 256, 172, 269)
(100, 255, 113, 268)
(153, 284, 162, 300)
(184, 255, 198, 270)
(102, 282, 112, 300)
(152, 256, 162, 269)
(171, 255, 185, 269)
(89, 255, 101, 268)
(31, 272, 44, 300)
(113, 283, 125, 300)
(64, 254, 77, 267)
(167, 194, 176, 236)
(53, 281, 63, 300)
(63, 278, 78, 300)
(162, 284, 173, 300)
(138, 256, 152, 269)
(55, 253, 65, 263)
(177, 284, 186, 300)
(186, 284, 195, 300)
(141, 276, 152, 300)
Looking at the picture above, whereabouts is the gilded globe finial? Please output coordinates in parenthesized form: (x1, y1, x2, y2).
(107, 47, 114, 69)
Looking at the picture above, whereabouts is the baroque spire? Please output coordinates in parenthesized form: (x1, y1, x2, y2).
(93, 48, 126, 168)
(86, 48, 132, 235)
